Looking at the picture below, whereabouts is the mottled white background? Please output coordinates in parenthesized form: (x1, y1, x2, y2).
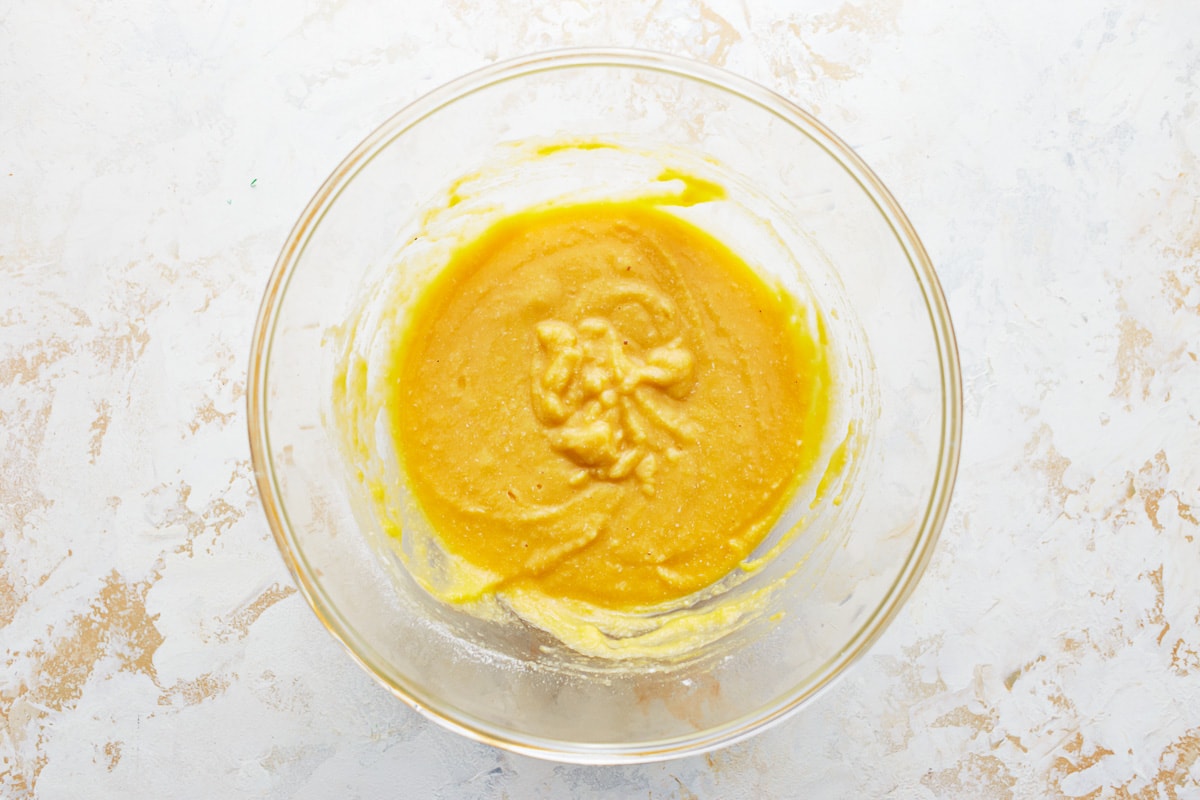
(3, 1, 1200, 797)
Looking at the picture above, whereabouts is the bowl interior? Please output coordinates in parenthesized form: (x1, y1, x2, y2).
(249, 50, 960, 763)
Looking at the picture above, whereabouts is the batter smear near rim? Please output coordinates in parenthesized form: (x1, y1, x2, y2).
(387, 200, 831, 612)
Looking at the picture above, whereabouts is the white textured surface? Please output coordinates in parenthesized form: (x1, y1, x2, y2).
(3, 2, 1200, 797)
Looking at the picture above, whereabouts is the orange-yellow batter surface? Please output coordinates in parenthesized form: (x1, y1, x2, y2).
(386, 200, 830, 612)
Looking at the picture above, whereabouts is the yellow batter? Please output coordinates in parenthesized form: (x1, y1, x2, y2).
(385, 201, 831, 614)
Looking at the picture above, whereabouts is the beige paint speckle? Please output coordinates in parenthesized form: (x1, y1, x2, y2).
(1112, 315, 1156, 403)
(1024, 424, 1077, 509)
(923, 753, 1016, 800)
(220, 584, 298, 641)
(187, 397, 237, 435)
(1170, 639, 1200, 676)
(0, 545, 23, 629)
(931, 705, 995, 737)
(158, 673, 232, 707)
(1162, 265, 1200, 315)
(88, 400, 112, 463)
(0, 337, 73, 386)
(34, 571, 163, 711)
(101, 741, 121, 773)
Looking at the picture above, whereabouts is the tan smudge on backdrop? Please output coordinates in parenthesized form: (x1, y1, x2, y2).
(875, 636, 948, 754)
(1102, 443, 1200, 684)
(101, 741, 122, 773)
(0, 553, 20, 629)
(441, 0, 742, 67)
(671, 774, 700, 800)
(767, 0, 901, 84)
(1104, 451, 1197, 543)
(1045, 732, 1115, 796)
(1170, 636, 1200, 677)
(1161, 191, 1199, 315)
(2, 463, 259, 795)
(1139, 564, 1169, 646)
(1137, 450, 1169, 532)
(0, 349, 57, 795)
(695, 1, 742, 65)
(637, 0, 743, 66)
(1046, 729, 1200, 798)
(187, 397, 237, 435)
(931, 704, 995, 738)
(1134, 450, 1197, 538)
(0, 336, 73, 386)
(220, 583, 298, 642)
(817, 0, 903, 35)
(1024, 424, 1073, 508)
(698, 735, 773, 794)
(86, 316, 153, 373)
(254, 670, 316, 716)
(0, 299, 256, 794)
(922, 753, 1017, 800)
(1111, 314, 1155, 403)
(146, 476, 248, 559)
(1, 327, 81, 796)
(903, 410, 1200, 795)
(783, 20, 859, 82)
(158, 672, 232, 707)
(88, 399, 112, 463)
(1, 570, 163, 794)
(1003, 654, 1048, 692)
(0, 402, 54, 530)
(1162, 263, 1200, 316)
(0, 341, 58, 536)
(2, 698, 45, 795)
(1150, 730, 1200, 799)
(1113, 185, 1200, 408)
(35, 571, 163, 710)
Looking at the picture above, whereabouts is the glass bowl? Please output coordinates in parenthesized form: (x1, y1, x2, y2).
(247, 49, 961, 763)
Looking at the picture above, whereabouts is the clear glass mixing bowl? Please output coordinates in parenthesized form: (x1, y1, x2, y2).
(247, 49, 961, 763)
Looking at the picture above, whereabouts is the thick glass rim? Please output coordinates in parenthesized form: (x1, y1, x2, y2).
(247, 47, 963, 764)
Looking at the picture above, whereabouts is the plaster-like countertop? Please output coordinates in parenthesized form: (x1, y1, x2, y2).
(3, 2, 1199, 797)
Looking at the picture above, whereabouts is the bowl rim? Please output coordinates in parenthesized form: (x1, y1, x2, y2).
(247, 46, 963, 764)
